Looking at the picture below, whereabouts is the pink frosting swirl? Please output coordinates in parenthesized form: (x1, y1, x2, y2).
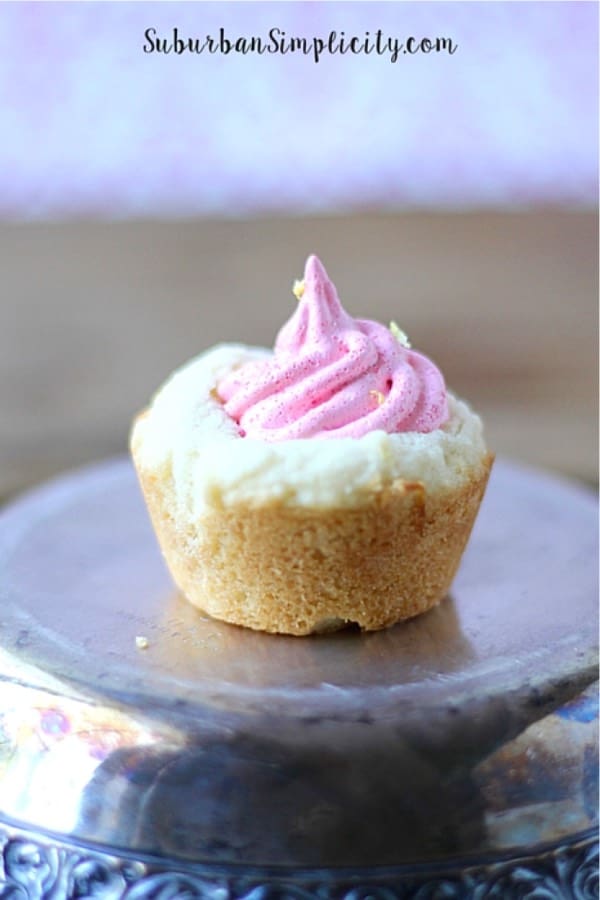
(217, 255, 448, 440)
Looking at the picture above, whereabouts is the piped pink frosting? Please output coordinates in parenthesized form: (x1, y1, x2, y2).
(217, 255, 449, 440)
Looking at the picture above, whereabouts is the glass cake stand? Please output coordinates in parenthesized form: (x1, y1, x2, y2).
(0, 457, 597, 899)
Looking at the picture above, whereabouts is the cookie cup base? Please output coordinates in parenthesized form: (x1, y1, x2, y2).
(132, 439, 493, 636)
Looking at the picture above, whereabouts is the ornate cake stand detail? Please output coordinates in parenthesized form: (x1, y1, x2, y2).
(0, 458, 597, 899)
(0, 823, 598, 900)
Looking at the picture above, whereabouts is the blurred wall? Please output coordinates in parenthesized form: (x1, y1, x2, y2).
(0, 1, 597, 220)
(1, 212, 597, 498)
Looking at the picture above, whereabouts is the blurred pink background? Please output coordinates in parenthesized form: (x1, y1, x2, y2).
(0, 1, 597, 219)
(0, 2, 596, 499)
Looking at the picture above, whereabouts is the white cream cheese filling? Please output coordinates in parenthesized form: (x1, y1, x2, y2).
(132, 344, 488, 513)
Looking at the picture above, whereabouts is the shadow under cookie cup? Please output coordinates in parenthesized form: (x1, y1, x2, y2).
(131, 408, 493, 636)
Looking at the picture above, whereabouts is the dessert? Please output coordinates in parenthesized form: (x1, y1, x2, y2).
(131, 255, 492, 635)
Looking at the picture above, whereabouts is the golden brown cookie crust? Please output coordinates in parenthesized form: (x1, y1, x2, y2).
(132, 418, 493, 635)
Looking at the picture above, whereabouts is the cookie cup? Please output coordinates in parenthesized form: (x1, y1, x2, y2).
(131, 345, 492, 636)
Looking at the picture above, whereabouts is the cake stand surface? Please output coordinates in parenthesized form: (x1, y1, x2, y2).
(0, 457, 597, 899)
